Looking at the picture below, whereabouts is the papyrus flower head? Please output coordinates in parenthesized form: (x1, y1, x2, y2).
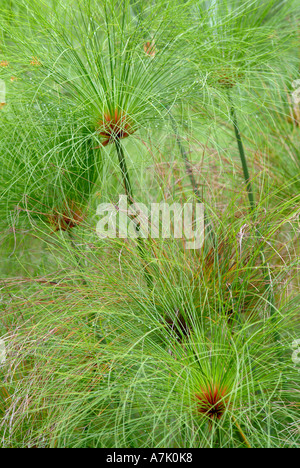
(96, 109, 135, 147)
(143, 41, 156, 57)
(195, 380, 229, 420)
(48, 201, 86, 232)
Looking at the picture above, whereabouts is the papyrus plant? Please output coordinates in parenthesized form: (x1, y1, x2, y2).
(0, 0, 191, 288)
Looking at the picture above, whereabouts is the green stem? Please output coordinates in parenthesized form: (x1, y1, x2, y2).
(169, 114, 216, 247)
(115, 139, 134, 203)
(229, 94, 280, 349)
(229, 104, 255, 211)
(232, 415, 252, 448)
(115, 139, 153, 291)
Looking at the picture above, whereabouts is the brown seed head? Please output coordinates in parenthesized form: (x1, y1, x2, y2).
(96, 109, 135, 147)
(49, 201, 85, 232)
(195, 382, 228, 420)
(216, 68, 244, 88)
(143, 41, 156, 57)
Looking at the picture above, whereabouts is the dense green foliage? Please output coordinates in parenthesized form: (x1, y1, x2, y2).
(0, 0, 299, 448)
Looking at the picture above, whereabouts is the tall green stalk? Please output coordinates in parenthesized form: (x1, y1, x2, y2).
(169, 113, 216, 247)
(230, 105, 256, 212)
(115, 139, 153, 291)
(228, 94, 279, 346)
